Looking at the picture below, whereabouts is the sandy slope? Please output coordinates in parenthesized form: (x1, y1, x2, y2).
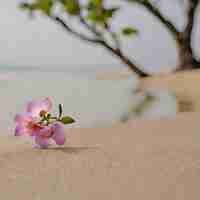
(1, 112, 200, 199)
(140, 69, 200, 112)
(97, 69, 200, 112)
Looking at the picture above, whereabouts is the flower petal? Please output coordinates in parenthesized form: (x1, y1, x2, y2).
(15, 125, 28, 136)
(14, 113, 32, 125)
(26, 97, 52, 117)
(37, 126, 53, 138)
(51, 123, 66, 145)
(41, 97, 52, 111)
(35, 136, 49, 149)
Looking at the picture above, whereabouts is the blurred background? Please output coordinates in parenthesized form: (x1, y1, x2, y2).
(1, 0, 197, 74)
(0, 0, 199, 133)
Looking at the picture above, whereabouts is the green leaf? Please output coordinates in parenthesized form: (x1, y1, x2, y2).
(87, 0, 103, 9)
(61, 0, 80, 15)
(86, 10, 99, 21)
(60, 116, 75, 124)
(19, 0, 53, 15)
(20, 3, 34, 10)
(86, 0, 119, 25)
(37, 0, 53, 15)
(122, 27, 138, 36)
(86, 8, 117, 24)
(103, 7, 119, 18)
(19, 2, 37, 14)
(132, 94, 155, 115)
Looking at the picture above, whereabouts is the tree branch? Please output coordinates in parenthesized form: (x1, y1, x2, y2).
(52, 15, 148, 76)
(80, 17, 148, 76)
(176, 0, 200, 67)
(100, 41, 148, 76)
(79, 16, 121, 49)
(183, 0, 199, 45)
(50, 15, 101, 43)
(126, 0, 179, 37)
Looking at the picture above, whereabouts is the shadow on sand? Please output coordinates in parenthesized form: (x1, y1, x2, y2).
(46, 146, 101, 154)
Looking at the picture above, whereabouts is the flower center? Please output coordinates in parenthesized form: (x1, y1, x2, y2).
(39, 110, 47, 117)
(27, 122, 43, 136)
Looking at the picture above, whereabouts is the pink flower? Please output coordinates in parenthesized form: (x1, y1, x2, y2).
(34, 122, 65, 149)
(15, 115, 66, 149)
(14, 113, 42, 136)
(14, 98, 53, 136)
(14, 98, 74, 149)
(26, 97, 52, 118)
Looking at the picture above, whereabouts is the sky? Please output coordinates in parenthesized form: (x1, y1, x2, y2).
(0, 0, 199, 74)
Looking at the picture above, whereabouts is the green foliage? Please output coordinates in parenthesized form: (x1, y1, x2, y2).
(61, 0, 80, 15)
(121, 93, 156, 122)
(86, 8, 118, 26)
(87, 0, 103, 9)
(19, 0, 147, 76)
(20, 0, 81, 16)
(132, 94, 155, 115)
(20, 0, 126, 31)
(19, 0, 139, 43)
(20, 0, 53, 15)
(122, 27, 138, 36)
(60, 116, 75, 124)
(58, 104, 75, 124)
(85, 0, 119, 26)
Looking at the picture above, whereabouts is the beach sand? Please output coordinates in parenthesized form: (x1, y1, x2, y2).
(1, 112, 200, 199)
(140, 69, 200, 112)
(97, 69, 200, 112)
(1, 70, 200, 199)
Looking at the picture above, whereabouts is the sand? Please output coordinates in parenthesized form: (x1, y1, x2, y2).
(97, 69, 200, 112)
(1, 112, 200, 199)
(1, 70, 200, 199)
(140, 69, 200, 112)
